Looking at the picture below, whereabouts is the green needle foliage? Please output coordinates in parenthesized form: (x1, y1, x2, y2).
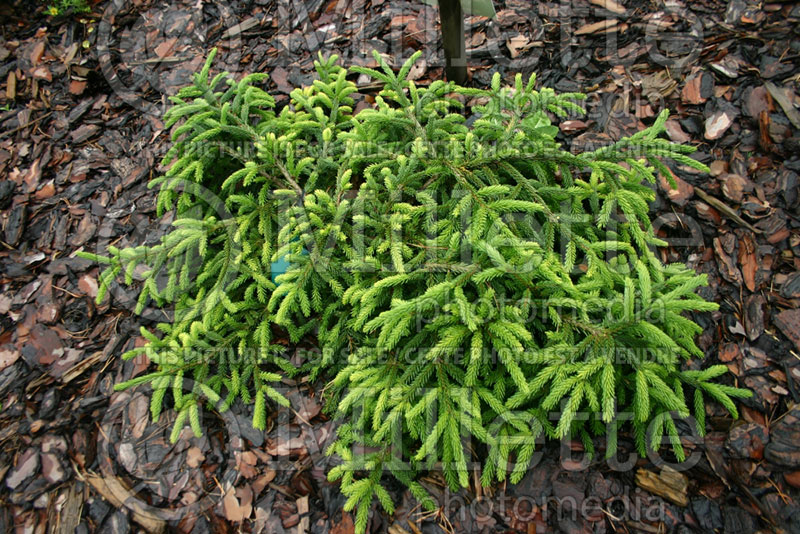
(83, 49, 750, 532)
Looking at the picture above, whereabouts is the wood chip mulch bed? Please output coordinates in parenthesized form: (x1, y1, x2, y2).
(1, 0, 799, 532)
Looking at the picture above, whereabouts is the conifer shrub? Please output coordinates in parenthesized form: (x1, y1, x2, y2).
(83, 49, 750, 531)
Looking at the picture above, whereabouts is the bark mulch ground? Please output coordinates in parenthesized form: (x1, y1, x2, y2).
(1, 0, 800, 532)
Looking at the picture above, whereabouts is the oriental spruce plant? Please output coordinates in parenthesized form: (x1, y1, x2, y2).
(83, 49, 751, 531)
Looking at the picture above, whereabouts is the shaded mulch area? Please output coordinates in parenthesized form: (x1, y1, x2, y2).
(1, 0, 800, 532)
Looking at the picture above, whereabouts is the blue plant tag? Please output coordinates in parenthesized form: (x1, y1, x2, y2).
(270, 246, 309, 284)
